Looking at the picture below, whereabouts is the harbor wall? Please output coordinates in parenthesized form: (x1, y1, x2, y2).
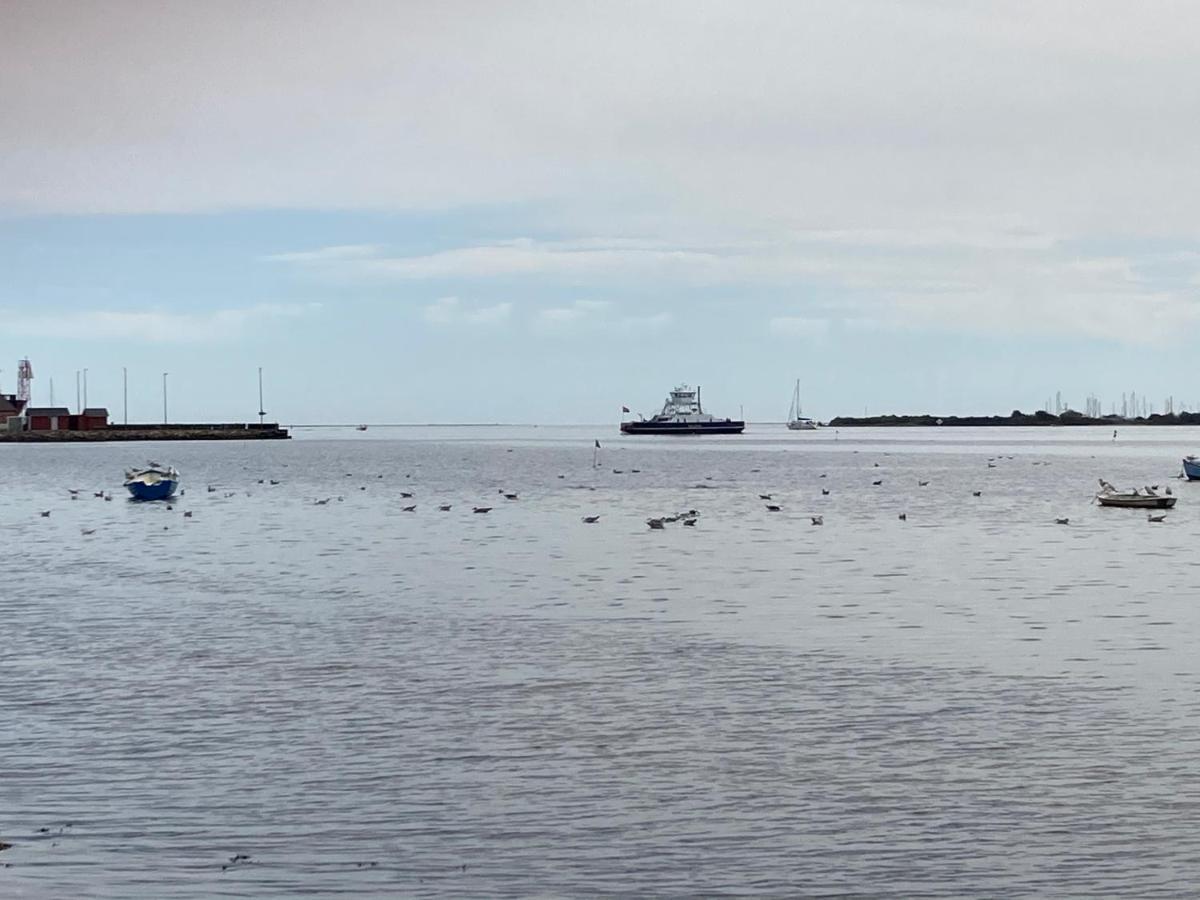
(0, 423, 289, 442)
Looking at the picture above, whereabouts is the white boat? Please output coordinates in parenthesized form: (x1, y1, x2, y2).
(787, 379, 817, 430)
(1095, 479, 1176, 509)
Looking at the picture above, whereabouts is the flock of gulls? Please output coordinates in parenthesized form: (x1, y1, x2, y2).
(35, 452, 1185, 534)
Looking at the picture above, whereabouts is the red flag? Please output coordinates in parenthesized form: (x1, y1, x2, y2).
(621, 406, 630, 413)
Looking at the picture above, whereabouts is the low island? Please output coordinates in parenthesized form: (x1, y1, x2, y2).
(828, 410, 1200, 427)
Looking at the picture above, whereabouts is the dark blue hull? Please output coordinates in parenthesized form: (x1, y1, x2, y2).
(621, 420, 745, 435)
(125, 479, 178, 501)
(1184, 458, 1200, 480)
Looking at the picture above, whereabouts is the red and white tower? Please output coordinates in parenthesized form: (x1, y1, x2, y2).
(16, 358, 32, 405)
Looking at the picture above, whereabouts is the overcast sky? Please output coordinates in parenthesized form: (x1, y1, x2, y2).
(4, 1, 1200, 423)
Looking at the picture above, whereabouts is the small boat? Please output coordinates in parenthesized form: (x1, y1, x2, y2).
(786, 379, 817, 430)
(124, 465, 180, 501)
(621, 384, 744, 435)
(1183, 456, 1200, 480)
(1095, 479, 1176, 509)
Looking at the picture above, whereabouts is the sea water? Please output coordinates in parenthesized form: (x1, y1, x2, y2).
(4, 425, 1200, 897)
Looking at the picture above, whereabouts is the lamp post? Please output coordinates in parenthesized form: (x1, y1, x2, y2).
(162, 372, 168, 424)
(123, 367, 128, 425)
(258, 367, 265, 426)
(82, 368, 88, 410)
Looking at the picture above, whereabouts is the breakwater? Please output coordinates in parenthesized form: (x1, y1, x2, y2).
(829, 411, 1200, 427)
(0, 423, 289, 442)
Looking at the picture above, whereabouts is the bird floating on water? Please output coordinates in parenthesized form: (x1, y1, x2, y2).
(503, 493, 518, 500)
(438, 504, 452, 511)
(646, 517, 666, 529)
(183, 511, 193, 518)
(401, 505, 416, 512)
(80, 527, 95, 536)
(759, 494, 773, 500)
(810, 515, 824, 526)
(581, 515, 600, 524)
(39, 510, 50, 517)
(821, 488, 830, 495)
(473, 506, 492, 514)
(1054, 517, 1069, 525)
(400, 492, 414, 498)
(918, 480, 929, 487)
(683, 518, 697, 526)
(872, 480, 883, 486)
(898, 513, 907, 521)
(1148, 513, 1167, 523)
(972, 491, 982, 497)
(765, 504, 782, 512)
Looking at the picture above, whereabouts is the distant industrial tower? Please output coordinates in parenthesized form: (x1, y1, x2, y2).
(16, 358, 32, 405)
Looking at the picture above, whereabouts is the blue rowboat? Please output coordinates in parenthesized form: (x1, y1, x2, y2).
(124, 465, 180, 501)
(1185, 457, 1200, 481)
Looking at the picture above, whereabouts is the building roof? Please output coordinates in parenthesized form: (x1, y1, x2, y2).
(25, 407, 71, 416)
(82, 408, 109, 416)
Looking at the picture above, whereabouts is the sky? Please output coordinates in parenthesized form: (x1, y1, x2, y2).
(4, 0, 1200, 424)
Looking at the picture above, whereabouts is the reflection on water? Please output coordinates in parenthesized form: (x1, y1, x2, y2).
(4, 426, 1200, 897)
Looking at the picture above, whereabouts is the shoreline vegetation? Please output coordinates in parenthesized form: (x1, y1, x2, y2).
(0, 423, 290, 442)
(827, 411, 1200, 427)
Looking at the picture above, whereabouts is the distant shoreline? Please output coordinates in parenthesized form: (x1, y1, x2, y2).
(827, 412, 1200, 427)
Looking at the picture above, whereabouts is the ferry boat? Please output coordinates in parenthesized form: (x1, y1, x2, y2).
(124, 464, 180, 501)
(786, 379, 817, 430)
(621, 384, 745, 435)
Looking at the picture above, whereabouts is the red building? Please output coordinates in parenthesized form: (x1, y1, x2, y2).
(25, 407, 71, 431)
(0, 394, 24, 423)
(78, 408, 109, 430)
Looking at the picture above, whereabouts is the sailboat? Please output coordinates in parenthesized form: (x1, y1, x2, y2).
(786, 380, 817, 430)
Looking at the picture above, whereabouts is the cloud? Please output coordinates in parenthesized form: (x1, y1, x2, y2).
(1, 303, 318, 343)
(263, 244, 381, 263)
(422, 296, 512, 326)
(534, 300, 671, 336)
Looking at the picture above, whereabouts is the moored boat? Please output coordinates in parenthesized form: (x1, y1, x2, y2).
(786, 379, 817, 430)
(1095, 479, 1176, 509)
(1183, 456, 1200, 480)
(124, 465, 180, 501)
(621, 384, 744, 435)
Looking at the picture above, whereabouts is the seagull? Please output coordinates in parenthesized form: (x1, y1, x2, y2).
(918, 480, 929, 487)
(759, 494, 773, 500)
(581, 515, 600, 523)
(1054, 517, 1069, 525)
(1148, 513, 1167, 523)
(39, 510, 50, 517)
(183, 511, 193, 518)
(473, 506, 492, 514)
(872, 479, 883, 486)
(94, 491, 105, 498)
(972, 491, 982, 497)
(612, 469, 623, 474)
(898, 513, 907, 521)
(646, 517, 666, 529)
(810, 515, 824, 526)
(314, 498, 330, 506)
(269, 480, 280, 486)
(821, 488, 830, 495)
(765, 504, 782, 512)
(503, 493, 519, 500)
(819, 474, 827, 478)
(207, 485, 216, 493)
(401, 505, 417, 512)
(682, 518, 697, 526)
(400, 492, 414, 498)
(630, 469, 641, 474)
(438, 504, 452, 511)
